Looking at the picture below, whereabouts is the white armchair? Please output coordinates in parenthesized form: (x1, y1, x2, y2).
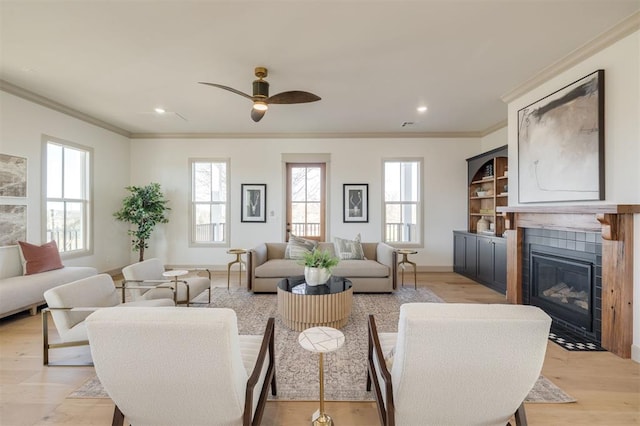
(86, 307, 277, 426)
(121, 258, 211, 306)
(367, 303, 552, 426)
(42, 273, 174, 366)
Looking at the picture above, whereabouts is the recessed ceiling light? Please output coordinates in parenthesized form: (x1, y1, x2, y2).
(417, 106, 428, 113)
(154, 107, 166, 114)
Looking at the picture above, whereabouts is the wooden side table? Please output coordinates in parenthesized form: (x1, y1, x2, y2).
(226, 249, 247, 290)
(396, 249, 418, 289)
(298, 327, 345, 426)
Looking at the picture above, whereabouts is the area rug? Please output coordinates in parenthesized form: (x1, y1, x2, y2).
(69, 286, 575, 403)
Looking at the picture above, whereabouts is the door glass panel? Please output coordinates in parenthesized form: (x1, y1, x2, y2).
(287, 163, 325, 241)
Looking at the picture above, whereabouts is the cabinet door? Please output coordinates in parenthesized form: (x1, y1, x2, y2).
(453, 232, 477, 277)
(476, 236, 494, 283)
(464, 234, 477, 276)
(453, 233, 467, 273)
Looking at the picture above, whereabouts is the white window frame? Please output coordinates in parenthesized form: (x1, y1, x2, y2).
(382, 157, 423, 248)
(42, 135, 93, 257)
(189, 158, 230, 247)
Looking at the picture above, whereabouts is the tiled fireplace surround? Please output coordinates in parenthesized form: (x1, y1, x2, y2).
(498, 205, 639, 358)
(522, 228, 602, 344)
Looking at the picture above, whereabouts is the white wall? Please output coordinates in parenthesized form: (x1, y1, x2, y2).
(480, 126, 507, 152)
(0, 92, 132, 273)
(506, 30, 640, 361)
(130, 137, 480, 270)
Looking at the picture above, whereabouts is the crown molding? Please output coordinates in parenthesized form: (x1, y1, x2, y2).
(129, 131, 483, 139)
(479, 120, 508, 137)
(0, 79, 131, 137)
(501, 11, 640, 104)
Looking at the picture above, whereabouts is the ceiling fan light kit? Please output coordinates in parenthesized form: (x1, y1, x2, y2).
(199, 66, 321, 122)
(253, 101, 268, 111)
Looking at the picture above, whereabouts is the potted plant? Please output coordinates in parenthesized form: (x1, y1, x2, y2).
(300, 249, 339, 286)
(113, 183, 170, 262)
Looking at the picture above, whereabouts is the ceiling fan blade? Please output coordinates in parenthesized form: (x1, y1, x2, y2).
(251, 108, 266, 122)
(198, 82, 254, 101)
(266, 91, 321, 104)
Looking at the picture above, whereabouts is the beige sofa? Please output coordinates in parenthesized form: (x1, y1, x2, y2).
(0, 245, 98, 318)
(248, 242, 397, 293)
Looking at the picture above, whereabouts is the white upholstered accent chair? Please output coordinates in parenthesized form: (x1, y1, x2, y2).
(121, 258, 211, 306)
(367, 303, 552, 426)
(86, 307, 277, 426)
(42, 273, 174, 366)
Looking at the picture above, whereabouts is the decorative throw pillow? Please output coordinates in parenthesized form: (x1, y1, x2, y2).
(285, 234, 318, 259)
(17, 240, 64, 275)
(334, 234, 365, 260)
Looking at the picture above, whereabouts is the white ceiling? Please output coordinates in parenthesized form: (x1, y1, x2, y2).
(1, 1, 638, 137)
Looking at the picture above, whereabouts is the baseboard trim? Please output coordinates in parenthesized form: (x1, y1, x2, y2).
(632, 344, 640, 363)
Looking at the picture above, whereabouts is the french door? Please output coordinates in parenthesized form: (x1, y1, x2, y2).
(286, 163, 326, 241)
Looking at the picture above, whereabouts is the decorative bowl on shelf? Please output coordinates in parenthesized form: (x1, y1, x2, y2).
(477, 191, 488, 197)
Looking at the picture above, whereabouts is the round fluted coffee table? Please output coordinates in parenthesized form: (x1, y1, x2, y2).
(277, 276, 353, 331)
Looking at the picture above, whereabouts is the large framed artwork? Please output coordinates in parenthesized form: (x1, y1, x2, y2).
(0, 154, 27, 197)
(241, 184, 266, 223)
(518, 70, 604, 203)
(343, 184, 368, 223)
(0, 205, 26, 246)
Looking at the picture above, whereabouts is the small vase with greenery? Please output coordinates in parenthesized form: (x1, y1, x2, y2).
(300, 249, 339, 286)
(113, 183, 170, 262)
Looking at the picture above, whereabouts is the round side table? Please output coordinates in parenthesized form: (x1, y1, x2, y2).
(298, 327, 345, 426)
(226, 249, 247, 290)
(396, 249, 418, 289)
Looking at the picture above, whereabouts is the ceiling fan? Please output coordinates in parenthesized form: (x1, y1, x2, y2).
(199, 67, 321, 122)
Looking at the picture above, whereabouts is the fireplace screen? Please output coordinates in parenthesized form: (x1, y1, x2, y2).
(530, 250, 594, 331)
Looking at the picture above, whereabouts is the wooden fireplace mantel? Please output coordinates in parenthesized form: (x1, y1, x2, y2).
(496, 204, 639, 358)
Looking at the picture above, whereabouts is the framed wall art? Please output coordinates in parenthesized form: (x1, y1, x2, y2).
(0, 154, 27, 197)
(0, 205, 26, 246)
(343, 184, 368, 223)
(518, 70, 604, 203)
(241, 184, 266, 223)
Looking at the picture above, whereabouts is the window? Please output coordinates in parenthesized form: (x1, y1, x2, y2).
(383, 159, 422, 245)
(190, 159, 229, 245)
(44, 137, 92, 254)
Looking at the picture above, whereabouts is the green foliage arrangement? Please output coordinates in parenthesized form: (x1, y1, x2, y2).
(113, 183, 170, 261)
(300, 249, 340, 271)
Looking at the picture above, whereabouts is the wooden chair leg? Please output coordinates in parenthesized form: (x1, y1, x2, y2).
(112, 405, 125, 426)
(514, 402, 528, 426)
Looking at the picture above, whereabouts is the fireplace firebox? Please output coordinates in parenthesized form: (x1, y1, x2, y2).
(529, 245, 597, 332)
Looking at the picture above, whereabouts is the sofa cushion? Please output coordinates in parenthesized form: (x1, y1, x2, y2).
(0, 266, 98, 317)
(332, 260, 389, 278)
(255, 259, 304, 278)
(18, 241, 64, 275)
(334, 234, 365, 260)
(284, 234, 317, 260)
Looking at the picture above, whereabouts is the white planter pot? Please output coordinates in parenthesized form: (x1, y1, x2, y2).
(304, 266, 331, 286)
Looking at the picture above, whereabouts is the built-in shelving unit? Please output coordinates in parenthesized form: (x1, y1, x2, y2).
(467, 146, 508, 237)
(453, 145, 508, 295)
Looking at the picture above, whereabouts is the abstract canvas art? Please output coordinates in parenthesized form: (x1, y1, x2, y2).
(518, 70, 604, 203)
(0, 205, 26, 246)
(0, 154, 27, 197)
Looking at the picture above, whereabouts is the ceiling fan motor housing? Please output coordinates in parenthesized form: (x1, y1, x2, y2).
(253, 79, 269, 98)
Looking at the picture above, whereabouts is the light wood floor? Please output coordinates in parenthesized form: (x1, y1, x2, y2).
(1, 272, 638, 425)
